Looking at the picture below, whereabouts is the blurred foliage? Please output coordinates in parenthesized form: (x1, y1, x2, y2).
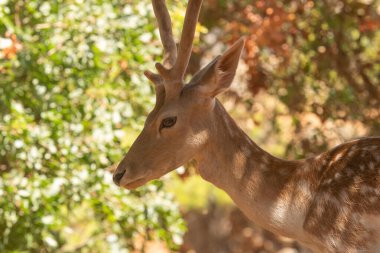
(167, 174, 232, 210)
(199, 0, 380, 158)
(0, 0, 186, 252)
(1, 0, 380, 252)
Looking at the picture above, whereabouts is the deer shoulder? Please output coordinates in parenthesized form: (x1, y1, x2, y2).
(302, 137, 380, 252)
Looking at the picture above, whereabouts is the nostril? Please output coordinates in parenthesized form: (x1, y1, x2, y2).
(113, 170, 126, 185)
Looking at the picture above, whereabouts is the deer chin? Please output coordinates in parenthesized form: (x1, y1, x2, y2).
(120, 170, 153, 190)
(122, 177, 148, 190)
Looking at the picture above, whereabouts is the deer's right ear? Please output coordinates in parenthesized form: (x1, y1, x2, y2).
(189, 38, 245, 97)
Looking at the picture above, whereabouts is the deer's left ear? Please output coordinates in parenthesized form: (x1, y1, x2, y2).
(189, 37, 245, 97)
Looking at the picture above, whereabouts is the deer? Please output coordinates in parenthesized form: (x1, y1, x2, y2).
(112, 0, 380, 252)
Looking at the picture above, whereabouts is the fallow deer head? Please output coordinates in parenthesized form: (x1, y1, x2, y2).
(113, 0, 244, 189)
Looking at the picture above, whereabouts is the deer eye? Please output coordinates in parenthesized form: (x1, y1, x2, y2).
(160, 117, 177, 129)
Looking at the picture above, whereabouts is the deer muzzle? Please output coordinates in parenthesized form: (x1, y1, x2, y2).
(113, 160, 153, 189)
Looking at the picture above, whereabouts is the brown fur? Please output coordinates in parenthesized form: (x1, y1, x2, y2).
(113, 1, 380, 252)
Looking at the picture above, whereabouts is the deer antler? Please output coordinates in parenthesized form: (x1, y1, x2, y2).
(173, 0, 203, 79)
(151, 0, 177, 68)
(147, 0, 203, 97)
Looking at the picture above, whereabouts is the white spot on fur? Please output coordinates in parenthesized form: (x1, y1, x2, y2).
(360, 185, 376, 194)
(369, 196, 378, 203)
(324, 178, 333, 186)
(259, 163, 268, 171)
(333, 152, 344, 162)
(188, 129, 209, 147)
(325, 235, 343, 251)
(347, 149, 356, 157)
(298, 180, 311, 197)
(302, 164, 311, 173)
(271, 181, 313, 237)
(271, 197, 289, 224)
(232, 151, 247, 180)
(323, 193, 340, 206)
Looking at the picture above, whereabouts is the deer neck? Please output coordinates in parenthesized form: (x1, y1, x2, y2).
(195, 100, 308, 239)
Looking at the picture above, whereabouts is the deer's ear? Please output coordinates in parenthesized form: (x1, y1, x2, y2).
(190, 38, 245, 97)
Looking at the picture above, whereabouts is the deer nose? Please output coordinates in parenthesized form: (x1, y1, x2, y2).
(113, 169, 126, 186)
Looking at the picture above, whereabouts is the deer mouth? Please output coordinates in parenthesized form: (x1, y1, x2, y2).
(122, 177, 147, 190)
(119, 170, 152, 190)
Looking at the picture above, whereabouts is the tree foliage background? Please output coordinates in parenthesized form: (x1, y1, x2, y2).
(199, 0, 380, 158)
(0, 0, 379, 252)
(0, 0, 185, 252)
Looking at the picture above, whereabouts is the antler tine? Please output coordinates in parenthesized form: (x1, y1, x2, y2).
(151, 0, 203, 97)
(173, 0, 203, 80)
(152, 0, 178, 68)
